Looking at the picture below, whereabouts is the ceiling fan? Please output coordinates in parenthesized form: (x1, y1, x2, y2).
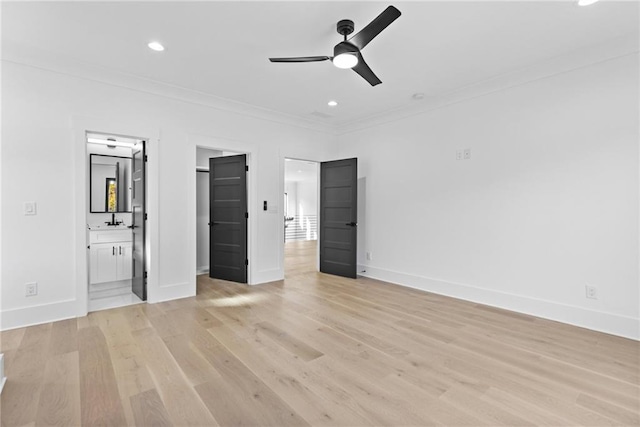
(269, 6, 401, 86)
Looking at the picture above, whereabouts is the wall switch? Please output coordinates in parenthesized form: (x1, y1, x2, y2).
(366, 252, 372, 261)
(456, 149, 463, 160)
(464, 148, 471, 160)
(25, 282, 37, 297)
(24, 202, 37, 216)
(585, 285, 598, 299)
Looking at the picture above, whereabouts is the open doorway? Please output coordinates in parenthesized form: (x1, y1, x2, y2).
(284, 158, 319, 276)
(86, 132, 147, 312)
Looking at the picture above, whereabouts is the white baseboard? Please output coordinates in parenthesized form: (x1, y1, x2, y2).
(252, 268, 284, 286)
(196, 267, 209, 275)
(151, 282, 193, 304)
(0, 299, 78, 332)
(358, 265, 639, 341)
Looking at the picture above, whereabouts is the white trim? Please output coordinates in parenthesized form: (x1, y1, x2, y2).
(4, 34, 635, 137)
(0, 299, 78, 331)
(337, 35, 639, 135)
(359, 265, 640, 341)
(2, 41, 334, 135)
(154, 282, 193, 303)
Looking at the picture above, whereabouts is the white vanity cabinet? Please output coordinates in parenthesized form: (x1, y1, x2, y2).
(89, 229, 133, 284)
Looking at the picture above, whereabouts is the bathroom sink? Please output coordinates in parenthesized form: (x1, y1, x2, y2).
(87, 224, 129, 230)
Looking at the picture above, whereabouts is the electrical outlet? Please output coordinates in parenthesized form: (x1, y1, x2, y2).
(25, 282, 37, 297)
(585, 285, 598, 299)
(366, 252, 372, 261)
(464, 148, 471, 160)
(455, 149, 463, 160)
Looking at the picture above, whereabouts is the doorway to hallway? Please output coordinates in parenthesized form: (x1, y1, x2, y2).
(284, 159, 319, 277)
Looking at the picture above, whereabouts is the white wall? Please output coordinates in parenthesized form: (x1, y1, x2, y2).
(1, 61, 335, 330)
(337, 54, 639, 339)
(296, 180, 317, 219)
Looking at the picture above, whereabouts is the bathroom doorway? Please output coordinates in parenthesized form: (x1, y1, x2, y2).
(86, 132, 147, 312)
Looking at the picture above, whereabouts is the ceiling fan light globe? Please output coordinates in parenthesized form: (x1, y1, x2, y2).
(333, 53, 358, 69)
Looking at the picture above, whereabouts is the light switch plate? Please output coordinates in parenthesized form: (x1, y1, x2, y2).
(24, 202, 37, 216)
(464, 149, 471, 160)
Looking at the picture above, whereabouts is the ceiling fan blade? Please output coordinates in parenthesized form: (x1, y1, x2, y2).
(352, 54, 382, 86)
(269, 56, 330, 63)
(348, 6, 401, 50)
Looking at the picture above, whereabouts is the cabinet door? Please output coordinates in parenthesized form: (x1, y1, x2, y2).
(116, 242, 133, 281)
(90, 244, 117, 284)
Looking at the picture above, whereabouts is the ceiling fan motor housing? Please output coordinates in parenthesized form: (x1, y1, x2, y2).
(337, 19, 355, 37)
(334, 41, 359, 58)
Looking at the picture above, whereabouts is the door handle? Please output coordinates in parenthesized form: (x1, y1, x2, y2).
(113, 246, 115, 255)
(345, 222, 357, 227)
(119, 246, 122, 255)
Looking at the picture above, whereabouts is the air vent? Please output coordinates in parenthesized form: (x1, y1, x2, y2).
(310, 111, 333, 119)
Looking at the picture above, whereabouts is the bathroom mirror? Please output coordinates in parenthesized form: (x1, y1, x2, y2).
(90, 154, 132, 213)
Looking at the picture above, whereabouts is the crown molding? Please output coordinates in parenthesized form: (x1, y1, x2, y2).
(1, 40, 336, 136)
(335, 34, 639, 135)
(3, 34, 637, 138)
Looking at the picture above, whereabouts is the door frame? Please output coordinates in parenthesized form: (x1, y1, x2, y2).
(281, 156, 321, 273)
(73, 115, 159, 317)
(193, 141, 254, 286)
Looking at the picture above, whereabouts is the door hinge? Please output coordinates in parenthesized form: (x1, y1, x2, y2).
(245, 212, 248, 219)
(144, 155, 148, 162)
(144, 271, 148, 279)
(87, 245, 90, 249)
(245, 259, 249, 266)
(144, 213, 148, 220)
(245, 165, 249, 172)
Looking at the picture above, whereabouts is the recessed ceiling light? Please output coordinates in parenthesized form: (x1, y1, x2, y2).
(578, 0, 599, 6)
(328, 100, 338, 107)
(148, 41, 165, 51)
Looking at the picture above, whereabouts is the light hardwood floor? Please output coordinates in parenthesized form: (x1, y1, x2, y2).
(1, 240, 638, 426)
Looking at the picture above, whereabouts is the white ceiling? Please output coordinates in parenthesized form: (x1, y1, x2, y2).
(285, 159, 318, 183)
(3, 1, 638, 127)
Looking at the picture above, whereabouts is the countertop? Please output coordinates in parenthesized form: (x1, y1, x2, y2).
(87, 224, 131, 231)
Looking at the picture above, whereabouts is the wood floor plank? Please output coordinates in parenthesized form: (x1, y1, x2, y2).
(77, 326, 127, 426)
(208, 323, 372, 426)
(0, 327, 26, 352)
(130, 389, 173, 427)
(162, 333, 222, 386)
(35, 351, 81, 426)
(254, 320, 324, 361)
(0, 324, 51, 426)
(48, 318, 78, 356)
(1, 240, 638, 426)
(131, 327, 219, 426)
(186, 325, 310, 426)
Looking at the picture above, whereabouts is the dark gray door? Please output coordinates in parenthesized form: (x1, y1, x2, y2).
(320, 158, 357, 278)
(209, 154, 247, 283)
(131, 143, 146, 300)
